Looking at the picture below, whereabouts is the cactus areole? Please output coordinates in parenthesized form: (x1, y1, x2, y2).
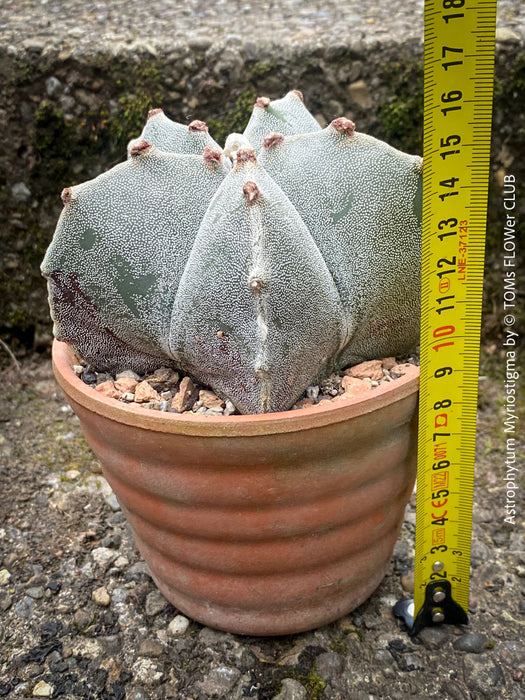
(42, 91, 423, 415)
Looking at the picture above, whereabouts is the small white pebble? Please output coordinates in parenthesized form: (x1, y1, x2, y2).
(55, 431, 75, 442)
(65, 469, 80, 480)
(0, 569, 11, 585)
(113, 555, 129, 569)
(306, 385, 320, 401)
(116, 369, 141, 381)
(204, 407, 224, 416)
(223, 400, 237, 415)
(92, 586, 111, 607)
(32, 680, 53, 697)
(156, 629, 169, 644)
(167, 614, 190, 636)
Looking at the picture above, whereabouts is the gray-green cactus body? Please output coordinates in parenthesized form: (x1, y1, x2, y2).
(127, 109, 224, 157)
(169, 153, 344, 414)
(242, 90, 321, 151)
(258, 119, 423, 367)
(42, 91, 422, 414)
(42, 139, 229, 373)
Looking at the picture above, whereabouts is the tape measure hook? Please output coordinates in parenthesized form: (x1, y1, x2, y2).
(394, 580, 468, 636)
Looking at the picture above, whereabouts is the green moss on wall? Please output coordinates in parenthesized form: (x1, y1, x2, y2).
(34, 57, 165, 195)
(249, 61, 274, 79)
(207, 89, 258, 146)
(105, 58, 164, 145)
(376, 60, 423, 154)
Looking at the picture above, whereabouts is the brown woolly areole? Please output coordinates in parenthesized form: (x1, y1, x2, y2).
(262, 132, 285, 149)
(243, 181, 261, 205)
(249, 277, 263, 290)
(147, 108, 164, 120)
(254, 96, 271, 109)
(129, 139, 153, 157)
(203, 147, 223, 169)
(61, 187, 73, 205)
(235, 149, 257, 169)
(331, 117, 356, 137)
(189, 120, 208, 133)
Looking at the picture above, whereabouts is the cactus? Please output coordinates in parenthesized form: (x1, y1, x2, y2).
(42, 91, 422, 415)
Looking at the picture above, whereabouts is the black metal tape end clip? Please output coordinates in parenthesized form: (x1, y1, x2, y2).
(394, 580, 468, 636)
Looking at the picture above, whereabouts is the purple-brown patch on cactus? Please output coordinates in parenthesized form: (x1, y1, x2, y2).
(47, 271, 171, 374)
(218, 333, 230, 355)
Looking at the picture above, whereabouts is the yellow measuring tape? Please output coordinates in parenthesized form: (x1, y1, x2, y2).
(395, 0, 497, 634)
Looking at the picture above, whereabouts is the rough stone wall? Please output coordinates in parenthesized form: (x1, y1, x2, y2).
(0, 37, 523, 349)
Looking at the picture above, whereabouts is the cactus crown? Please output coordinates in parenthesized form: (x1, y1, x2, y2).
(42, 91, 422, 414)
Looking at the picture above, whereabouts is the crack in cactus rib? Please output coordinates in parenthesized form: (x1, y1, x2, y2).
(245, 184, 271, 413)
(42, 90, 422, 414)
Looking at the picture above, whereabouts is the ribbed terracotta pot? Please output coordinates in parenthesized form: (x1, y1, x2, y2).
(52, 339, 419, 636)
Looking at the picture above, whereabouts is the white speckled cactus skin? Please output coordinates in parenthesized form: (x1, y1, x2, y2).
(41, 91, 422, 414)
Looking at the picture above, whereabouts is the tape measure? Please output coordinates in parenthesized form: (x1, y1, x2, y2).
(395, 0, 497, 635)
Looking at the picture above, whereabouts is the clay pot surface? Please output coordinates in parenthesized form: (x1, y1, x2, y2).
(52, 339, 419, 635)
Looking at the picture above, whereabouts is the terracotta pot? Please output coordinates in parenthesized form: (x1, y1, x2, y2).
(52, 339, 419, 636)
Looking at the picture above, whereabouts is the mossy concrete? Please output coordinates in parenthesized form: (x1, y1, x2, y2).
(0, 38, 523, 351)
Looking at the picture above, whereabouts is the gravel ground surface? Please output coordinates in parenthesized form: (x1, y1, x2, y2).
(0, 346, 523, 699)
(1, 0, 523, 51)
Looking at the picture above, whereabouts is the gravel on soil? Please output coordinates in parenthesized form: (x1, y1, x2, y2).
(76, 354, 420, 416)
(0, 346, 523, 699)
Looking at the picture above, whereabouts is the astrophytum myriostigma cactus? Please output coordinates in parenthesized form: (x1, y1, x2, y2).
(42, 91, 423, 415)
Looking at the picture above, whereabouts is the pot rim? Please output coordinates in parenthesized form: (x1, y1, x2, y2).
(52, 339, 419, 437)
